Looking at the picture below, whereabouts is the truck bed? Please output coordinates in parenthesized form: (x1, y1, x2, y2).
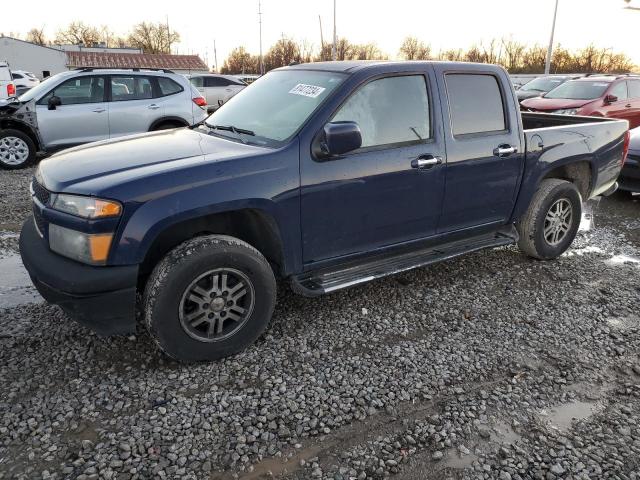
(521, 111, 621, 130)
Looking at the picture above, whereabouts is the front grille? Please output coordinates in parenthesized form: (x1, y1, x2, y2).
(31, 178, 51, 205)
(33, 206, 47, 237)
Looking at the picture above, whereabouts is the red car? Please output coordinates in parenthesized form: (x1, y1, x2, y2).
(521, 74, 640, 129)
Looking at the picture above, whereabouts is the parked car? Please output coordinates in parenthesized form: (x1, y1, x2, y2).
(516, 75, 577, 102)
(11, 70, 40, 92)
(234, 74, 260, 85)
(0, 62, 16, 100)
(521, 74, 640, 128)
(20, 61, 628, 361)
(0, 68, 208, 169)
(618, 126, 640, 194)
(187, 74, 246, 112)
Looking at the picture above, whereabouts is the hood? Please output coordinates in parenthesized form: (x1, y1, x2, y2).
(38, 128, 268, 194)
(516, 90, 544, 101)
(520, 96, 596, 111)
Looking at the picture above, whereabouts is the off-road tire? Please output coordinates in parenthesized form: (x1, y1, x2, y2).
(517, 178, 582, 260)
(0, 129, 36, 169)
(143, 235, 276, 362)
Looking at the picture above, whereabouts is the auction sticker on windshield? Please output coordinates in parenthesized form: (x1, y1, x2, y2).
(289, 84, 326, 98)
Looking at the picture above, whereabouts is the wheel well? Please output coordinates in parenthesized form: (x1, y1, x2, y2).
(0, 120, 40, 150)
(542, 161, 592, 199)
(149, 117, 189, 131)
(139, 209, 285, 281)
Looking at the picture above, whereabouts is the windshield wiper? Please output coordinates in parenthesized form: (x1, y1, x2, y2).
(205, 123, 255, 143)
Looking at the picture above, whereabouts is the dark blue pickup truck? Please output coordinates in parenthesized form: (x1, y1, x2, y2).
(19, 61, 630, 361)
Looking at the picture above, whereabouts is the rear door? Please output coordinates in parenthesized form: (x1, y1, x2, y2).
(35, 75, 109, 149)
(625, 79, 640, 129)
(107, 75, 161, 138)
(434, 67, 524, 232)
(300, 69, 447, 263)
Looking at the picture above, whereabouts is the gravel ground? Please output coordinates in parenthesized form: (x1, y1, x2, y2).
(1, 168, 639, 480)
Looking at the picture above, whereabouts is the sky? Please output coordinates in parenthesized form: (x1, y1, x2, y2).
(2, 0, 640, 68)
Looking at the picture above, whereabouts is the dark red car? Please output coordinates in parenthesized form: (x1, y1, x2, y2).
(521, 74, 640, 129)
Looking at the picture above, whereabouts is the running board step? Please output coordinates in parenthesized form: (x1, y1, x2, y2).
(291, 227, 518, 296)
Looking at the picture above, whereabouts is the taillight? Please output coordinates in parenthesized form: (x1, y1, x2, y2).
(7, 83, 15, 96)
(192, 96, 207, 108)
(621, 130, 630, 167)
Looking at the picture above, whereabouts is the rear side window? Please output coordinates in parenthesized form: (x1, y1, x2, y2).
(609, 81, 628, 100)
(204, 77, 229, 87)
(332, 75, 430, 148)
(446, 74, 506, 136)
(12, 73, 23, 80)
(110, 76, 153, 101)
(158, 77, 183, 96)
(629, 80, 640, 99)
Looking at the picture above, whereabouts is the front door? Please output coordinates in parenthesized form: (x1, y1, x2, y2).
(434, 69, 524, 232)
(35, 75, 109, 149)
(300, 72, 446, 264)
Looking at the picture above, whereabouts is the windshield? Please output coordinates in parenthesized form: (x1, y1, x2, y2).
(18, 74, 60, 102)
(521, 77, 566, 92)
(204, 70, 346, 147)
(544, 80, 610, 100)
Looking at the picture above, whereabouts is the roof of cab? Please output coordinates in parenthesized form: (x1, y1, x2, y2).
(281, 60, 504, 74)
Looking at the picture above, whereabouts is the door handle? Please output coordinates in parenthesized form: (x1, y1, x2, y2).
(493, 144, 517, 157)
(626, 104, 632, 108)
(148, 104, 160, 110)
(411, 155, 442, 169)
(92, 108, 106, 113)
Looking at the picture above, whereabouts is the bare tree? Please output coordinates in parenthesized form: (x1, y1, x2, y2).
(127, 22, 180, 54)
(399, 36, 431, 60)
(55, 21, 102, 46)
(220, 46, 260, 74)
(26, 27, 47, 46)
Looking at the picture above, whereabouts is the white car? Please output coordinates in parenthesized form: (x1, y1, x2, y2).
(0, 62, 16, 100)
(0, 68, 208, 169)
(187, 74, 246, 111)
(11, 70, 40, 92)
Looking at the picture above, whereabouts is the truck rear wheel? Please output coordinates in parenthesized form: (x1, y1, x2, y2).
(143, 235, 276, 362)
(517, 178, 582, 260)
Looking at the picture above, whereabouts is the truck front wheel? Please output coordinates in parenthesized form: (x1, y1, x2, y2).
(517, 178, 582, 260)
(143, 235, 276, 362)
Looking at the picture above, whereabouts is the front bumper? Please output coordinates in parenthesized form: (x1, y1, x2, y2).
(19, 218, 138, 335)
(618, 156, 640, 193)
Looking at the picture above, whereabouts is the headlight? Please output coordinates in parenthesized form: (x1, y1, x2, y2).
(51, 194, 122, 219)
(49, 224, 113, 265)
(553, 109, 579, 115)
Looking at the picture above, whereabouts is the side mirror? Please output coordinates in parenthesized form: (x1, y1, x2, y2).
(320, 121, 362, 157)
(604, 94, 618, 105)
(48, 95, 61, 110)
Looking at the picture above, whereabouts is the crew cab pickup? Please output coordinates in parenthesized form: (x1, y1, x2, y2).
(19, 61, 630, 362)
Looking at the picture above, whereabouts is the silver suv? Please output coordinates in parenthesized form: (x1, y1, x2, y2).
(0, 68, 208, 169)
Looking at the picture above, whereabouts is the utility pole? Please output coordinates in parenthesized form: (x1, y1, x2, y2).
(544, 0, 559, 74)
(259, 0, 264, 75)
(213, 39, 218, 73)
(166, 15, 171, 54)
(319, 15, 324, 53)
(332, 0, 337, 61)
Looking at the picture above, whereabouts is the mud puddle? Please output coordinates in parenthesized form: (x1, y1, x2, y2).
(0, 252, 41, 308)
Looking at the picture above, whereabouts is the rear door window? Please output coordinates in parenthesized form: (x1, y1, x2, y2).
(204, 77, 229, 87)
(628, 80, 640, 99)
(446, 74, 506, 136)
(331, 75, 430, 148)
(110, 76, 153, 101)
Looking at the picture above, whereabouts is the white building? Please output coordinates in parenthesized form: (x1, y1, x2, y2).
(0, 37, 67, 79)
(0, 36, 208, 79)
